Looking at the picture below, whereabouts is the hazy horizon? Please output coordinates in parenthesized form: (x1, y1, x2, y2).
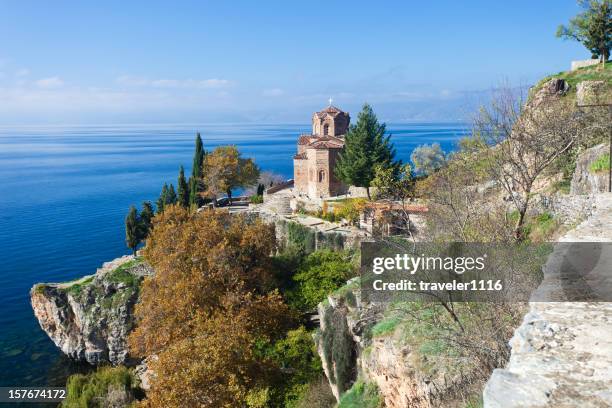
(0, 1, 589, 125)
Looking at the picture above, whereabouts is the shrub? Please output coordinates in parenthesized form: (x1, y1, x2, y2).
(291, 250, 354, 310)
(333, 198, 367, 224)
(62, 366, 139, 408)
(371, 315, 402, 337)
(337, 380, 382, 408)
(250, 194, 264, 204)
(590, 153, 610, 173)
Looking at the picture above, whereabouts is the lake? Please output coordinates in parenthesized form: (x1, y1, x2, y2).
(0, 122, 469, 387)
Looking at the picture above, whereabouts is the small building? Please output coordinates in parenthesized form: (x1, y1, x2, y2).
(360, 201, 429, 236)
(293, 104, 350, 199)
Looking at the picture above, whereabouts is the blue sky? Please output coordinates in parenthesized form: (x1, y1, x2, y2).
(0, 1, 589, 124)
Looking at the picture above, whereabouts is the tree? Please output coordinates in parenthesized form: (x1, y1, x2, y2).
(556, 0, 611, 65)
(202, 145, 260, 206)
(187, 133, 206, 209)
(177, 166, 189, 208)
(474, 87, 585, 240)
(139, 201, 154, 239)
(371, 163, 417, 238)
(411, 143, 446, 175)
(125, 205, 140, 255)
(156, 183, 169, 214)
(256, 183, 265, 196)
(289, 250, 354, 311)
(334, 103, 398, 199)
(166, 183, 177, 206)
(128, 207, 293, 407)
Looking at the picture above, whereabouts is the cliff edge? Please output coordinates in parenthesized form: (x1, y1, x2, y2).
(31, 255, 153, 365)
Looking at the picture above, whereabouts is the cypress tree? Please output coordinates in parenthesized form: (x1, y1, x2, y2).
(334, 103, 398, 199)
(125, 205, 140, 255)
(166, 183, 178, 205)
(256, 183, 265, 196)
(156, 183, 169, 214)
(191, 132, 205, 179)
(140, 201, 154, 238)
(188, 176, 201, 208)
(177, 166, 190, 207)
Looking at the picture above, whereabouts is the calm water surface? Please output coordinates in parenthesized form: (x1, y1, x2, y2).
(0, 123, 469, 386)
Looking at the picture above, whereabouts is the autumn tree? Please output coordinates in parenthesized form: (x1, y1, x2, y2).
(335, 103, 399, 199)
(557, 0, 611, 65)
(129, 207, 293, 407)
(202, 145, 260, 206)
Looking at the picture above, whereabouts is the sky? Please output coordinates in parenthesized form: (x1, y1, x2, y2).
(0, 0, 590, 125)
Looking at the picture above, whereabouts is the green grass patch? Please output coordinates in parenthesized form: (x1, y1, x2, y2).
(337, 380, 382, 408)
(63, 276, 95, 296)
(371, 315, 402, 337)
(106, 258, 142, 287)
(534, 61, 612, 97)
(590, 153, 610, 173)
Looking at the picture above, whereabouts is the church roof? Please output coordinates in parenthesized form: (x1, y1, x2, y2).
(298, 135, 315, 145)
(315, 105, 346, 118)
(309, 138, 344, 149)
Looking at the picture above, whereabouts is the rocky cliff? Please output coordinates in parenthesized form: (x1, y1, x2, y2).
(31, 255, 153, 365)
(315, 280, 471, 408)
(483, 193, 612, 407)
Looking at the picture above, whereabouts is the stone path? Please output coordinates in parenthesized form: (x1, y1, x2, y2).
(484, 193, 612, 408)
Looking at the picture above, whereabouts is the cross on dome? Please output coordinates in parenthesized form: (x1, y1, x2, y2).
(328, 97, 333, 106)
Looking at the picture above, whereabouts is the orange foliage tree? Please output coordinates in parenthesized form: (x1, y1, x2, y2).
(129, 205, 294, 407)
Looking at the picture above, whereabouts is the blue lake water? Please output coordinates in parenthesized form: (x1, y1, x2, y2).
(0, 122, 469, 387)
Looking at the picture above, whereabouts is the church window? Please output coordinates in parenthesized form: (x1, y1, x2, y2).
(323, 124, 329, 136)
(318, 170, 326, 183)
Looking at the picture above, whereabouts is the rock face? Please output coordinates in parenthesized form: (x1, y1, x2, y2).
(31, 255, 153, 365)
(484, 193, 612, 407)
(571, 143, 610, 195)
(315, 280, 465, 408)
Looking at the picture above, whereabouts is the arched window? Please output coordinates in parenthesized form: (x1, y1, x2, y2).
(323, 124, 329, 136)
(318, 169, 326, 183)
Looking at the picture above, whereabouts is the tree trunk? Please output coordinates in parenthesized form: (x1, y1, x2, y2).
(227, 189, 232, 205)
(514, 205, 528, 241)
(366, 186, 371, 200)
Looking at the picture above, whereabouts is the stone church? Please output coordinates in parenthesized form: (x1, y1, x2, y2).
(294, 104, 350, 198)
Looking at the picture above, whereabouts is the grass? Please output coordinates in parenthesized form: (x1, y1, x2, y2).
(337, 380, 382, 408)
(534, 61, 612, 97)
(106, 258, 142, 287)
(370, 315, 402, 337)
(590, 153, 610, 173)
(63, 366, 139, 408)
(63, 276, 95, 296)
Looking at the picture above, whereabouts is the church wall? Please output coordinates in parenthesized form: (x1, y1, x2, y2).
(294, 158, 308, 194)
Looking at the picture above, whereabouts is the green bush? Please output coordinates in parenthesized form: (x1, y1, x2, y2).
(250, 194, 264, 204)
(286, 221, 316, 253)
(590, 153, 610, 173)
(62, 366, 139, 408)
(271, 326, 324, 407)
(337, 380, 382, 408)
(290, 250, 354, 311)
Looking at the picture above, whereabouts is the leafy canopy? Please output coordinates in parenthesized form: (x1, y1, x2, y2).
(335, 104, 398, 195)
(557, 0, 612, 61)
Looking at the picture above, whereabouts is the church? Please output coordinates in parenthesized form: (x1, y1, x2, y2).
(293, 103, 350, 198)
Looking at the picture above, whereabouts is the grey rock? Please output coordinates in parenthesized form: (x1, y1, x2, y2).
(571, 143, 610, 195)
(31, 255, 153, 365)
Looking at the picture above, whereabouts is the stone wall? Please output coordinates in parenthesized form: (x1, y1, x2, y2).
(571, 59, 600, 71)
